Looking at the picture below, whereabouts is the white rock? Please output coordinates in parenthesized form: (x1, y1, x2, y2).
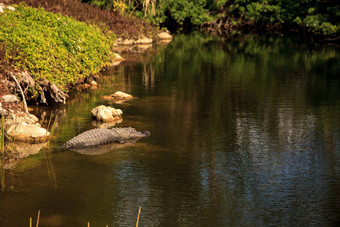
(91, 80, 98, 86)
(91, 105, 123, 122)
(114, 53, 124, 61)
(6, 121, 50, 143)
(121, 39, 135, 45)
(1, 94, 18, 103)
(0, 6, 4, 13)
(112, 91, 133, 100)
(158, 32, 172, 40)
(6, 6, 15, 11)
(28, 114, 39, 123)
(135, 36, 153, 44)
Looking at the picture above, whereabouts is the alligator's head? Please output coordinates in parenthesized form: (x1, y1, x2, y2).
(116, 127, 151, 140)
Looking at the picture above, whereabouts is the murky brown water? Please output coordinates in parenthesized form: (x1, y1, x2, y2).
(1, 33, 340, 226)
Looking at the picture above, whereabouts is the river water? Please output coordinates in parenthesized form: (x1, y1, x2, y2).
(1, 33, 340, 226)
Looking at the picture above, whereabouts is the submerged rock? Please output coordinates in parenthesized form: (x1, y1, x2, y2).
(102, 91, 133, 103)
(91, 105, 123, 122)
(112, 91, 133, 100)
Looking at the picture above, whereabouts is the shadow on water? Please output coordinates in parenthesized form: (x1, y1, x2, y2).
(0, 33, 340, 226)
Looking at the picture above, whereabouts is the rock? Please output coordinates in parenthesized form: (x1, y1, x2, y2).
(1, 94, 18, 103)
(4, 112, 50, 143)
(115, 38, 123, 45)
(112, 91, 133, 100)
(114, 53, 125, 61)
(0, 6, 4, 14)
(121, 39, 135, 45)
(91, 80, 98, 86)
(158, 32, 172, 40)
(28, 114, 39, 123)
(6, 121, 50, 143)
(91, 105, 123, 122)
(6, 6, 15, 11)
(102, 91, 133, 103)
(135, 36, 153, 44)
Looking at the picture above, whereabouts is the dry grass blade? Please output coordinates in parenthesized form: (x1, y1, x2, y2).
(136, 206, 141, 227)
(36, 210, 40, 227)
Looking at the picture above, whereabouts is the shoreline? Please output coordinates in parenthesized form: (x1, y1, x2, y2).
(0, 39, 171, 160)
(0, 2, 172, 152)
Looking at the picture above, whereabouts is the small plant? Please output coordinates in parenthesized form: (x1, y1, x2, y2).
(113, 0, 127, 14)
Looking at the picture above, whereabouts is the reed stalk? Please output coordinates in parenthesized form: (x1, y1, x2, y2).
(136, 206, 141, 227)
(36, 210, 40, 227)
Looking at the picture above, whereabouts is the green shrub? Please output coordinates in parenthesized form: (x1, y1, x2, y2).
(0, 4, 116, 92)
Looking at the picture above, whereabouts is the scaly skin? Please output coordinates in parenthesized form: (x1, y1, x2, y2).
(62, 127, 150, 149)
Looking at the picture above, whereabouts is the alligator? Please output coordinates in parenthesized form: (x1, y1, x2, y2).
(61, 127, 150, 149)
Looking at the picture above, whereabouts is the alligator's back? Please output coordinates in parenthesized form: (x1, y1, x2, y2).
(62, 128, 121, 149)
(61, 127, 150, 149)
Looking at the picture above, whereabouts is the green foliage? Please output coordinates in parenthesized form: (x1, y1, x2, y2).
(81, 0, 339, 36)
(157, 0, 212, 25)
(246, 2, 284, 24)
(0, 4, 116, 91)
(217, 0, 339, 36)
(82, 0, 213, 26)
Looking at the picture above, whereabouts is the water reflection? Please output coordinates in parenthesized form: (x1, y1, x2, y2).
(0, 33, 339, 226)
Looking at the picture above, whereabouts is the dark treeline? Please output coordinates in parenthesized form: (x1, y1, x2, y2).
(82, 0, 339, 40)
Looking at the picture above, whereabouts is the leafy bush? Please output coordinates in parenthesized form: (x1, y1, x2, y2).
(81, 0, 339, 36)
(82, 0, 213, 26)
(0, 4, 116, 91)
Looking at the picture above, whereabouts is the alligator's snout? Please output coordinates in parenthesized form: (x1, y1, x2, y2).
(131, 130, 151, 138)
(143, 131, 151, 137)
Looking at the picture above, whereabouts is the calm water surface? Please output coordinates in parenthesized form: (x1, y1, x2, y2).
(1, 33, 340, 226)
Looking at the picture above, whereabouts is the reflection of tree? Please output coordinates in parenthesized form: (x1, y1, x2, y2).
(137, 33, 340, 225)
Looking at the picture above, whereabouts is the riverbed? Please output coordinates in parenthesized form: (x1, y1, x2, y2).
(1, 33, 340, 226)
